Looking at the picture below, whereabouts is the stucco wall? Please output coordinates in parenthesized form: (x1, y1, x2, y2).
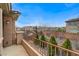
(12, 20, 16, 44)
(56, 37, 78, 50)
(0, 8, 2, 38)
(3, 16, 13, 47)
(0, 37, 3, 55)
(3, 16, 17, 47)
(0, 8, 3, 55)
(16, 31, 24, 44)
(66, 26, 79, 33)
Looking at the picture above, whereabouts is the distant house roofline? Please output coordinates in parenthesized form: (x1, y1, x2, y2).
(65, 18, 79, 23)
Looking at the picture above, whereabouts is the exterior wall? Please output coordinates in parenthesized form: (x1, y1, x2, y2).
(3, 16, 13, 47)
(70, 39, 77, 50)
(24, 30, 36, 41)
(12, 20, 16, 44)
(66, 21, 79, 33)
(3, 15, 17, 47)
(56, 38, 64, 45)
(0, 8, 3, 38)
(66, 26, 79, 33)
(16, 31, 24, 44)
(0, 8, 3, 55)
(56, 38, 78, 50)
(0, 38, 3, 55)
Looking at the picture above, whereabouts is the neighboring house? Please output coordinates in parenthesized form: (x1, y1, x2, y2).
(66, 18, 79, 33)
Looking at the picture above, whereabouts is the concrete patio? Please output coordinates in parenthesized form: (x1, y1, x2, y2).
(2, 45, 29, 56)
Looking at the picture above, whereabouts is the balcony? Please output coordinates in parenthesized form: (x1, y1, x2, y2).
(1, 39, 41, 56)
(1, 38, 79, 56)
(1, 30, 79, 56)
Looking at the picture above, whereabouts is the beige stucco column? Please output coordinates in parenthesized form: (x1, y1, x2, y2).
(3, 10, 20, 47)
(3, 16, 13, 47)
(0, 8, 3, 55)
(12, 20, 17, 44)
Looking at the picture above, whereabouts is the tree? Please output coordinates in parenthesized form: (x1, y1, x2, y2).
(57, 28, 65, 32)
(33, 26, 40, 45)
(62, 39, 72, 56)
(48, 36, 59, 56)
(40, 34, 46, 48)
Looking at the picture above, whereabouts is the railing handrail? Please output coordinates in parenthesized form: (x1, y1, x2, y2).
(38, 39, 79, 55)
(22, 39, 42, 56)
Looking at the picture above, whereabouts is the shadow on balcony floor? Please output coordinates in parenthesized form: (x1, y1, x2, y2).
(2, 45, 29, 56)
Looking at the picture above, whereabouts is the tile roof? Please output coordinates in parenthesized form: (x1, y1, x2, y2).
(65, 18, 79, 22)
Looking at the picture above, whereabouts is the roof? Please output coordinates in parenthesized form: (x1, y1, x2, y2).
(65, 18, 79, 22)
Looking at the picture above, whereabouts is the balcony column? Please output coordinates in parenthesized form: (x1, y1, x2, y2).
(12, 19, 17, 44)
(3, 15, 13, 47)
(0, 8, 3, 55)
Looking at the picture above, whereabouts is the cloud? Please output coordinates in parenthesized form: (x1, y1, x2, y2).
(64, 3, 76, 8)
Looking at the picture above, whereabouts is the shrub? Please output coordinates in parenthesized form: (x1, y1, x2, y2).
(62, 39, 72, 56)
(48, 36, 59, 56)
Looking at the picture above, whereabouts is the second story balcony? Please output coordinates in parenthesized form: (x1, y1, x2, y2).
(1, 30, 79, 56)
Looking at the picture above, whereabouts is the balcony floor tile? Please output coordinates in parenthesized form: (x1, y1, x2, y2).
(2, 45, 29, 56)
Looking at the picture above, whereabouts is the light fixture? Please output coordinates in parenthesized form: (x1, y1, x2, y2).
(6, 20, 10, 24)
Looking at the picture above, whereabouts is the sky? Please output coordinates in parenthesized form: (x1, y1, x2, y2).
(12, 3, 79, 27)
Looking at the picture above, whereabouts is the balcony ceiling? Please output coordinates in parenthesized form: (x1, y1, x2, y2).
(0, 3, 11, 13)
(10, 11, 21, 21)
(0, 3, 20, 21)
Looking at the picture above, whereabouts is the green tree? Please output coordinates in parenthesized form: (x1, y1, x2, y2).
(57, 28, 65, 32)
(62, 39, 72, 56)
(40, 34, 46, 48)
(48, 36, 59, 56)
(33, 26, 40, 45)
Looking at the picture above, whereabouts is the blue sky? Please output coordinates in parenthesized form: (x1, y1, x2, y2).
(12, 3, 79, 27)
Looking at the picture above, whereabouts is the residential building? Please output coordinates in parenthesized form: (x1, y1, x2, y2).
(66, 18, 79, 33)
